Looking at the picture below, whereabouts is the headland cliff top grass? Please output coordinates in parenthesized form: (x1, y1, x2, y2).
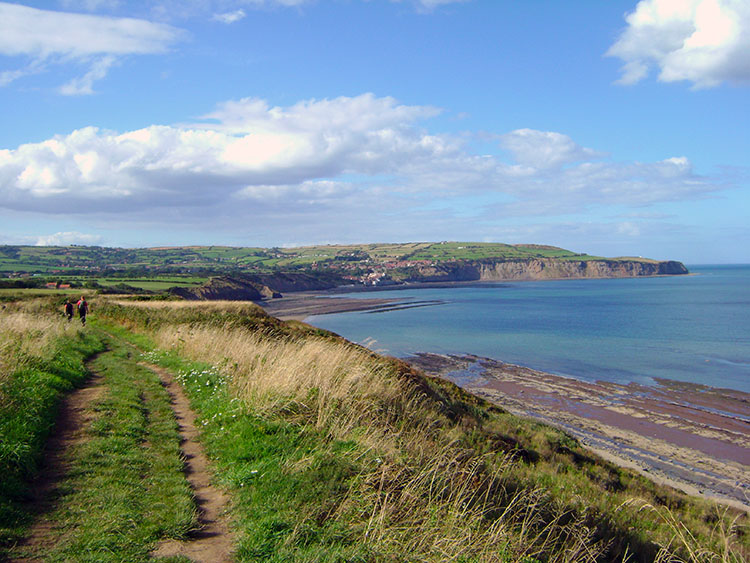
(0, 241, 667, 276)
(1, 294, 745, 562)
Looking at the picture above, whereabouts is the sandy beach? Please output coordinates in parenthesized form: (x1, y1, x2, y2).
(259, 292, 750, 512)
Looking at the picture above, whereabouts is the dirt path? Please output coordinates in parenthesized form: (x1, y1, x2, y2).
(12, 350, 234, 562)
(12, 356, 106, 561)
(147, 364, 235, 563)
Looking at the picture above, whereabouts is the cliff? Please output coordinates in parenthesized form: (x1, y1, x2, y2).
(169, 259, 688, 300)
(169, 276, 276, 301)
(401, 258, 688, 283)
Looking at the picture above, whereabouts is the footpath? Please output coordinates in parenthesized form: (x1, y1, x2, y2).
(8, 331, 234, 562)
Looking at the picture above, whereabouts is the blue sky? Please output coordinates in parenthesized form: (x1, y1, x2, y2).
(0, 0, 748, 263)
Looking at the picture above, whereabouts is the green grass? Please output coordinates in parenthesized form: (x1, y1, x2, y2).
(4, 329, 198, 561)
(403, 242, 598, 262)
(0, 318, 105, 552)
(139, 348, 381, 562)
(92, 278, 206, 291)
(6, 298, 738, 561)
(1, 242, 650, 279)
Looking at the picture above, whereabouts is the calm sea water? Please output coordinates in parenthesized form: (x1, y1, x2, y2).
(307, 265, 750, 393)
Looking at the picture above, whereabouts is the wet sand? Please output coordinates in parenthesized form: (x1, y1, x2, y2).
(261, 291, 444, 320)
(260, 292, 750, 512)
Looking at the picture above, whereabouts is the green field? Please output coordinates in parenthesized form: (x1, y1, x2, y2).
(0, 243, 670, 293)
(92, 277, 206, 291)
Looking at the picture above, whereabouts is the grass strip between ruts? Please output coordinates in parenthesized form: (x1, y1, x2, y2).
(6, 329, 198, 562)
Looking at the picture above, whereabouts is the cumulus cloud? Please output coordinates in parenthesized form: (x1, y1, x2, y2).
(0, 2, 183, 93)
(0, 94, 445, 212)
(35, 231, 103, 246)
(607, 0, 750, 88)
(0, 93, 728, 238)
(500, 129, 606, 170)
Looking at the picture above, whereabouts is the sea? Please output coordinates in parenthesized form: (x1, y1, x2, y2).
(306, 265, 750, 394)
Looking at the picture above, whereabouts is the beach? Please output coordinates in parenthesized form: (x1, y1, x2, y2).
(261, 290, 446, 320)
(409, 353, 750, 512)
(260, 291, 750, 512)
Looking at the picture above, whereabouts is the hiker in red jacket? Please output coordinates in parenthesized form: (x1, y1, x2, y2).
(77, 296, 89, 326)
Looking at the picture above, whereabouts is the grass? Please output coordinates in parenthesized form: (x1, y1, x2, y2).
(0, 299, 105, 552)
(7, 338, 198, 561)
(0, 242, 666, 280)
(3, 296, 744, 561)
(93, 298, 749, 562)
(1, 298, 199, 561)
(93, 278, 205, 291)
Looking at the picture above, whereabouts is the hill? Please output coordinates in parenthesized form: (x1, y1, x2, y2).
(0, 243, 688, 296)
(1, 296, 745, 561)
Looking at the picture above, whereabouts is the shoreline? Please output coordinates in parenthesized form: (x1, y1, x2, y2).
(260, 281, 507, 320)
(259, 290, 750, 513)
(260, 274, 698, 320)
(408, 353, 750, 513)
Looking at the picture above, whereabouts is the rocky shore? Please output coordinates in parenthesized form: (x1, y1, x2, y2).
(408, 353, 750, 513)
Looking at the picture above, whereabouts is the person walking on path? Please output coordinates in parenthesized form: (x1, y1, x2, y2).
(76, 296, 89, 326)
(64, 299, 74, 322)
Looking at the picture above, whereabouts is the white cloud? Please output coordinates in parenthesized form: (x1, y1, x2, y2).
(0, 94, 729, 238)
(59, 56, 118, 96)
(500, 129, 605, 170)
(607, 0, 750, 88)
(0, 2, 183, 93)
(212, 9, 247, 24)
(35, 231, 102, 246)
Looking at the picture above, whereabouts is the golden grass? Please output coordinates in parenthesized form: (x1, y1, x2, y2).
(110, 299, 264, 314)
(0, 311, 73, 378)
(150, 322, 619, 560)
(153, 324, 426, 449)
(627, 501, 747, 563)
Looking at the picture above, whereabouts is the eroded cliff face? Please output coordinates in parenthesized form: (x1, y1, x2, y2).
(169, 276, 267, 301)
(245, 272, 341, 292)
(404, 259, 688, 283)
(168, 273, 339, 300)
(170, 260, 688, 300)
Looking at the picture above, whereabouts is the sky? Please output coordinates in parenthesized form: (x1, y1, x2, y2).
(0, 0, 748, 264)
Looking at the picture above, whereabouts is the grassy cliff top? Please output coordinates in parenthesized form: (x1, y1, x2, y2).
(0, 242, 664, 276)
(2, 296, 744, 561)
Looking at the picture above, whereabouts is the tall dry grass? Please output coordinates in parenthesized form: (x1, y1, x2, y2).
(629, 501, 747, 563)
(151, 321, 617, 561)
(153, 324, 432, 452)
(110, 299, 265, 315)
(0, 311, 72, 381)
